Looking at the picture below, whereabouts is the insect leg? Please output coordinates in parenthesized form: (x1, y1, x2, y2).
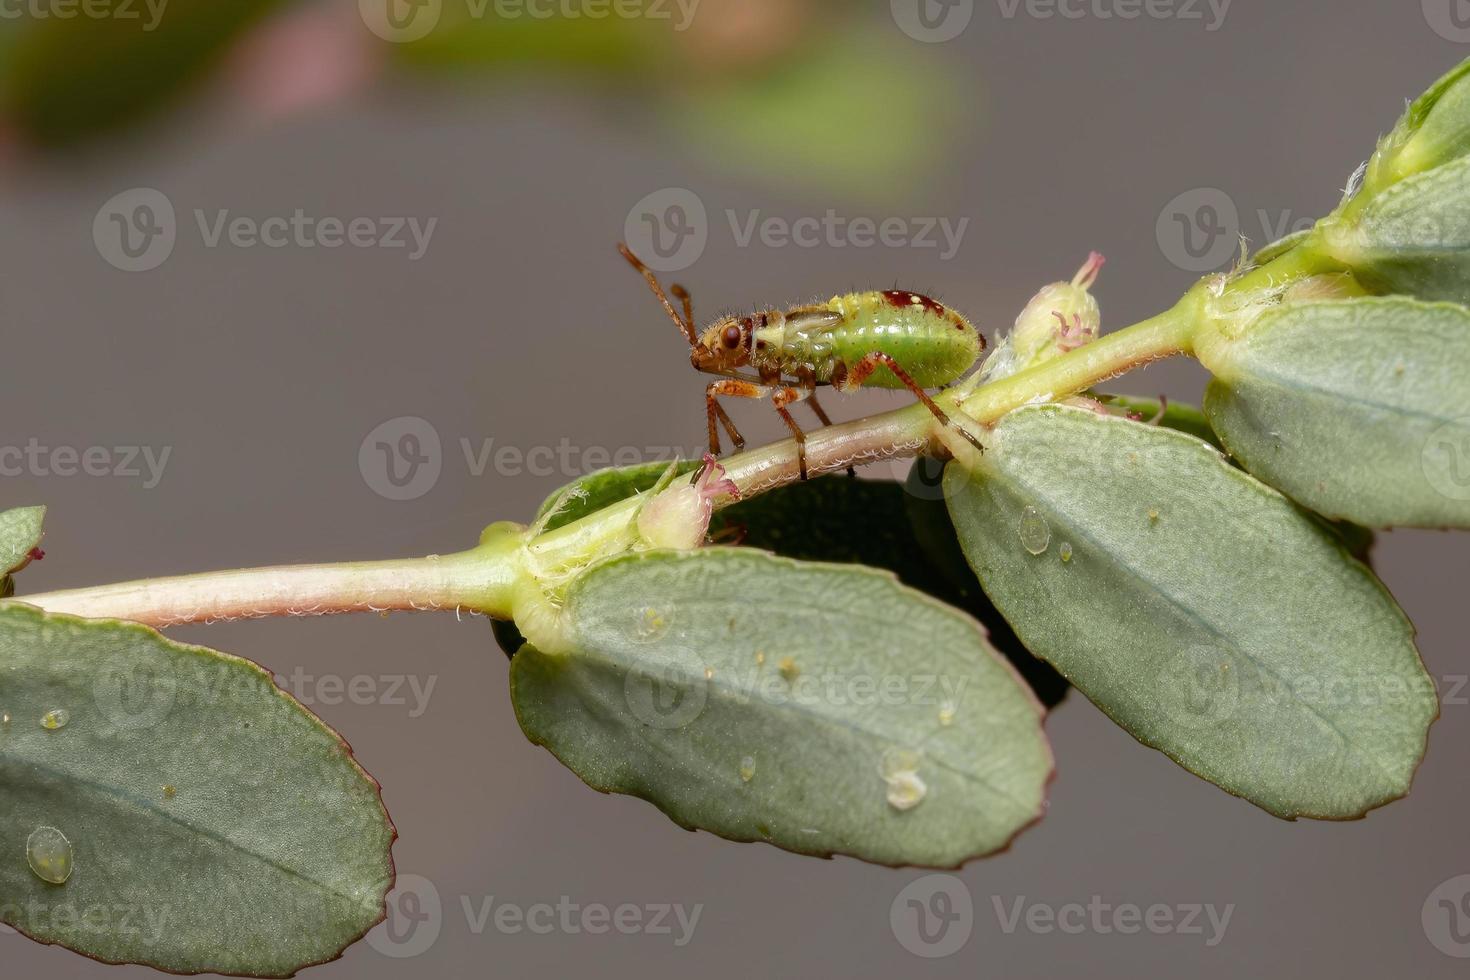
(770, 385, 812, 481)
(618, 243, 698, 345)
(670, 283, 694, 334)
(795, 367, 855, 478)
(706, 378, 767, 457)
(843, 352, 986, 454)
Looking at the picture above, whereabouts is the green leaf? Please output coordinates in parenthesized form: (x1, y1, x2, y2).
(1366, 57, 1470, 192)
(0, 0, 289, 147)
(666, 25, 968, 202)
(0, 602, 394, 976)
(1199, 298, 1470, 528)
(0, 506, 44, 576)
(943, 405, 1436, 820)
(511, 464, 1070, 706)
(1325, 154, 1470, 303)
(1089, 392, 1223, 449)
(511, 549, 1052, 867)
(534, 459, 698, 532)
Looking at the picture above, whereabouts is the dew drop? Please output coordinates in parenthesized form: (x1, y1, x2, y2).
(886, 771, 928, 811)
(40, 709, 69, 731)
(739, 756, 756, 782)
(1018, 506, 1051, 555)
(26, 826, 73, 885)
(880, 747, 923, 781)
(636, 608, 668, 639)
(1059, 542, 1074, 563)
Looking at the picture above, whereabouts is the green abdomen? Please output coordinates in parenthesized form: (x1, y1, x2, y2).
(805, 291, 982, 389)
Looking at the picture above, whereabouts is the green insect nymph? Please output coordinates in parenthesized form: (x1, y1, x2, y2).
(619, 244, 986, 479)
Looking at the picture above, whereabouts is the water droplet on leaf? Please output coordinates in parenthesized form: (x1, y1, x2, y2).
(1019, 506, 1051, 555)
(879, 747, 923, 781)
(886, 771, 927, 811)
(636, 607, 667, 639)
(40, 709, 69, 731)
(26, 826, 73, 885)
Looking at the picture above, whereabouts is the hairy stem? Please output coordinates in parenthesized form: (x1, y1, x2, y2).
(18, 294, 1207, 629)
(22, 538, 523, 628)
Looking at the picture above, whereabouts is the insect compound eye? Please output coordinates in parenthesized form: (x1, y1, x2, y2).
(723, 325, 743, 349)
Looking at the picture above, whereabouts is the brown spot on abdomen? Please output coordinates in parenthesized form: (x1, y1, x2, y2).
(881, 290, 948, 318)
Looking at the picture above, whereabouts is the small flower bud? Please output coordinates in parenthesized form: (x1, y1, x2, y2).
(983, 253, 1105, 383)
(637, 455, 740, 551)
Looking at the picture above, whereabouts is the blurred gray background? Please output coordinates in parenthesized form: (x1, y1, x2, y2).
(3, 0, 1469, 976)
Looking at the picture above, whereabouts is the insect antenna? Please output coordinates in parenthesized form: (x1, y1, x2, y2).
(618, 243, 698, 346)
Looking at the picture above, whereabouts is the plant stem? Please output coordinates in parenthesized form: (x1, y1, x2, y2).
(22, 540, 523, 628)
(527, 299, 1203, 571)
(18, 296, 1205, 630)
